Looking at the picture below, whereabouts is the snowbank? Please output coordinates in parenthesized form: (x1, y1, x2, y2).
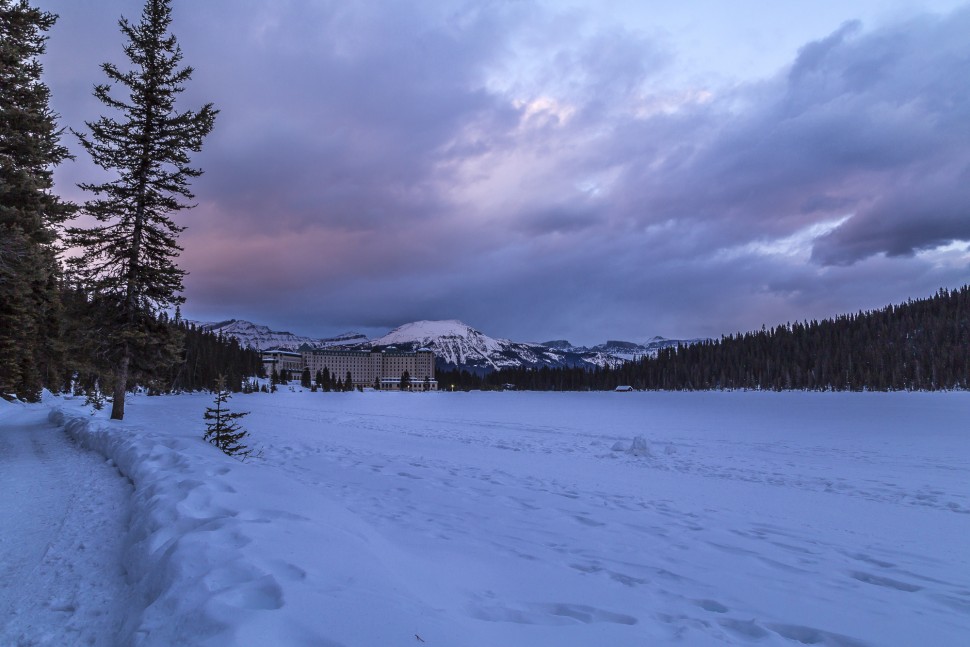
(51, 404, 467, 646)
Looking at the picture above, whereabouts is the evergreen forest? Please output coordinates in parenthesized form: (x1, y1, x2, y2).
(439, 286, 970, 392)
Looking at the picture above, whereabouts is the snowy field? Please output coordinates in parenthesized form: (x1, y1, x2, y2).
(4, 390, 969, 646)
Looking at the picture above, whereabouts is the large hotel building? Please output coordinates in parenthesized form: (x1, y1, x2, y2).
(261, 347, 437, 390)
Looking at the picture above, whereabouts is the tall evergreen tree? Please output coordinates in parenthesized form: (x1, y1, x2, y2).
(0, 0, 74, 400)
(66, 0, 217, 418)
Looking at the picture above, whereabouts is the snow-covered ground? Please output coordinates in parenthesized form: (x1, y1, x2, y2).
(0, 402, 131, 645)
(5, 390, 969, 646)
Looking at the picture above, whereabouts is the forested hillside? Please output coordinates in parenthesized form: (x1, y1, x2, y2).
(629, 287, 970, 391)
(443, 287, 970, 392)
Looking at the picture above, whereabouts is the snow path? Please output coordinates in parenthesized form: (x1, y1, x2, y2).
(0, 403, 132, 646)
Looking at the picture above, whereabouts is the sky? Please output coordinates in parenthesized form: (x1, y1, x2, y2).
(38, 0, 970, 346)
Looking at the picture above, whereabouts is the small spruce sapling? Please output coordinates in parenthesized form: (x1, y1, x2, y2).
(203, 375, 252, 458)
(85, 386, 106, 411)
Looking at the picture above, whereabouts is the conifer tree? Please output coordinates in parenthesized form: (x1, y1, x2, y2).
(203, 375, 251, 458)
(66, 0, 217, 419)
(0, 0, 74, 400)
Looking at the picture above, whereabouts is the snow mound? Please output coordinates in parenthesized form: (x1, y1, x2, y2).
(629, 436, 651, 457)
(611, 436, 653, 457)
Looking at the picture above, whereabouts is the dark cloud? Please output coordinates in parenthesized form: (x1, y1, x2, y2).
(787, 20, 862, 84)
(813, 171, 970, 264)
(514, 204, 600, 236)
(182, 1, 524, 235)
(617, 7, 970, 264)
(37, 0, 970, 344)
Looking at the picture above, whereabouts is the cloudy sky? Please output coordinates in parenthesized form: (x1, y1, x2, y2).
(39, 0, 970, 345)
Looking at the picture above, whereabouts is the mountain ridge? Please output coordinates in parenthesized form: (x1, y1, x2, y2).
(187, 317, 705, 372)
(187, 319, 367, 351)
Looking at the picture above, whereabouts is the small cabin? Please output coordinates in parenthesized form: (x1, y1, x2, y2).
(614, 385, 634, 392)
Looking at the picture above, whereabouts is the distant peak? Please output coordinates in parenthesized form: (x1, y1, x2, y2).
(397, 319, 474, 329)
(376, 320, 483, 341)
(541, 339, 573, 349)
(602, 340, 640, 349)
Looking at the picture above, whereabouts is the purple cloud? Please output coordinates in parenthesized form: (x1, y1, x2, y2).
(40, 0, 970, 344)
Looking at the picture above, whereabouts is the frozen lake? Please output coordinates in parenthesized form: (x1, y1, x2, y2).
(49, 390, 970, 645)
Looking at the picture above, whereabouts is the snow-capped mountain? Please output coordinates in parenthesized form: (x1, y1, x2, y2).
(370, 320, 509, 368)
(191, 317, 704, 372)
(187, 319, 366, 351)
(369, 320, 648, 372)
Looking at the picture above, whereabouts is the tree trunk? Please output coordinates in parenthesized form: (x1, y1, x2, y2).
(110, 350, 130, 420)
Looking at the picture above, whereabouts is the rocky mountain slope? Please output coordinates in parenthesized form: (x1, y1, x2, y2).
(546, 336, 707, 361)
(187, 319, 366, 351)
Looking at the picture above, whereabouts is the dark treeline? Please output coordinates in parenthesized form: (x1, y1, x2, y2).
(165, 321, 263, 393)
(57, 284, 262, 398)
(628, 286, 970, 391)
(441, 287, 970, 392)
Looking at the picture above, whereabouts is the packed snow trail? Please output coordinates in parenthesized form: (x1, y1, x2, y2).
(0, 402, 131, 646)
